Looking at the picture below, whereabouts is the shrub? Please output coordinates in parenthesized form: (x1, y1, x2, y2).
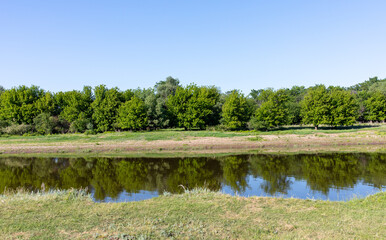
(3, 124, 34, 135)
(33, 113, 56, 134)
(69, 117, 93, 133)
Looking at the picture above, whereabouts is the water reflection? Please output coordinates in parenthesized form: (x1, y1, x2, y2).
(0, 153, 385, 202)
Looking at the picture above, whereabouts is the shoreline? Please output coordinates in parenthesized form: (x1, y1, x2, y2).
(1, 129, 385, 156)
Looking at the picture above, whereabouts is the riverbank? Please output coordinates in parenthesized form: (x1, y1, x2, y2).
(0, 189, 384, 239)
(0, 125, 385, 156)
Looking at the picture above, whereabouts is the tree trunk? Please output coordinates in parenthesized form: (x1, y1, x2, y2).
(315, 126, 318, 130)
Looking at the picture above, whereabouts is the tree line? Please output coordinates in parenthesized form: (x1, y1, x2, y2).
(0, 76, 385, 135)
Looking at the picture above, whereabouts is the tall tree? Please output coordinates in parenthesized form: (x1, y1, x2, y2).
(365, 92, 386, 122)
(133, 88, 157, 129)
(300, 85, 331, 130)
(59, 86, 94, 123)
(166, 84, 219, 130)
(285, 86, 306, 125)
(154, 76, 180, 128)
(117, 96, 148, 130)
(329, 89, 358, 126)
(221, 90, 250, 130)
(0, 85, 46, 124)
(250, 89, 289, 130)
(249, 88, 274, 107)
(91, 85, 123, 132)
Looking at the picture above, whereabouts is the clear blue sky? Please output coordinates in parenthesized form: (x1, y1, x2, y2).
(1, 0, 385, 94)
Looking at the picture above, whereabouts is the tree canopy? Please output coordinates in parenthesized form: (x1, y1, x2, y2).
(0, 76, 385, 135)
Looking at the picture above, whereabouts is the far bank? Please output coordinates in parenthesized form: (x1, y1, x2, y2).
(0, 125, 385, 156)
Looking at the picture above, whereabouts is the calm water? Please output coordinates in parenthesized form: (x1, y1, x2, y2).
(0, 153, 385, 202)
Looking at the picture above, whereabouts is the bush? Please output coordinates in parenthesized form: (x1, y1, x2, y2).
(53, 116, 70, 134)
(0, 120, 10, 134)
(69, 117, 93, 133)
(33, 113, 70, 135)
(3, 124, 34, 135)
(248, 118, 269, 131)
(33, 113, 56, 134)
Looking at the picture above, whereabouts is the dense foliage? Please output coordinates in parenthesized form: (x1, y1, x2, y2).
(0, 76, 385, 134)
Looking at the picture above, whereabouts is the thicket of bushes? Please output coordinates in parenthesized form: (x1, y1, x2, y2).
(0, 76, 385, 135)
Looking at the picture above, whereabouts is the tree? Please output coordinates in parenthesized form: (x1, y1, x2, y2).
(91, 85, 123, 132)
(250, 89, 289, 130)
(249, 88, 274, 106)
(300, 85, 331, 130)
(368, 80, 386, 96)
(285, 86, 306, 125)
(35, 92, 56, 115)
(166, 85, 220, 130)
(117, 96, 148, 130)
(221, 90, 250, 130)
(348, 77, 382, 92)
(132, 88, 157, 129)
(59, 86, 93, 123)
(154, 76, 181, 128)
(0, 85, 46, 124)
(365, 92, 386, 122)
(329, 89, 358, 126)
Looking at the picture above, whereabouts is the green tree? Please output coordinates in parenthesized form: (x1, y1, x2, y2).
(300, 85, 331, 130)
(249, 88, 274, 106)
(91, 85, 123, 132)
(250, 89, 289, 130)
(329, 89, 358, 126)
(166, 85, 220, 130)
(117, 96, 148, 130)
(58, 86, 93, 123)
(35, 92, 56, 115)
(368, 80, 386, 96)
(221, 90, 250, 130)
(133, 88, 158, 129)
(365, 91, 386, 122)
(0, 85, 46, 124)
(154, 76, 181, 128)
(285, 86, 306, 125)
(349, 76, 382, 92)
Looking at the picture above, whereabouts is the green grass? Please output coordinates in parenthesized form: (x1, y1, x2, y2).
(0, 129, 259, 145)
(0, 189, 385, 239)
(1, 124, 384, 145)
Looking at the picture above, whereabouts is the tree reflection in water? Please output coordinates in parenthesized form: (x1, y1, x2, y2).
(0, 153, 385, 201)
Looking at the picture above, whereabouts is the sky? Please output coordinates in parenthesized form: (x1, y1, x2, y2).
(1, 0, 386, 95)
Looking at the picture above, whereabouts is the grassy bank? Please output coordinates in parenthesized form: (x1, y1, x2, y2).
(1, 189, 385, 239)
(0, 124, 385, 156)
